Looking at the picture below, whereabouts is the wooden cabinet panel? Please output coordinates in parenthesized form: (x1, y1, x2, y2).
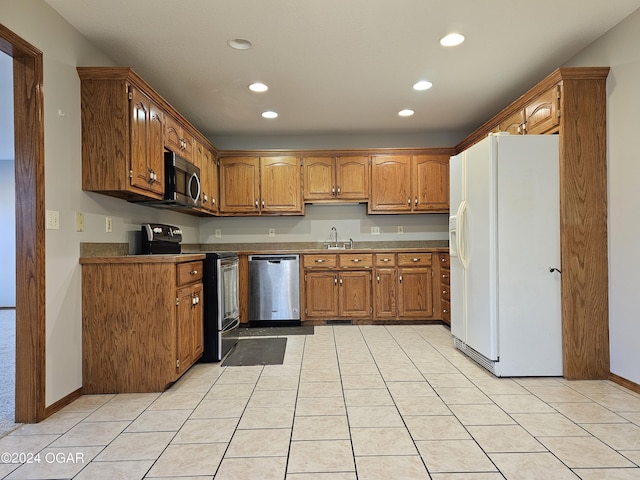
(398, 253, 432, 267)
(373, 268, 397, 319)
(261, 156, 303, 213)
(177, 282, 203, 375)
(336, 156, 369, 200)
(199, 148, 218, 214)
(398, 267, 434, 319)
(303, 254, 338, 269)
(413, 155, 449, 212)
(303, 156, 334, 200)
(304, 271, 339, 318)
(130, 87, 164, 195)
(369, 155, 412, 212)
(525, 85, 560, 135)
(338, 271, 371, 318)
(339, 253, 373, 269)
(81, 258, 205, 393)
(219, 156, 260, 213)
(498, 109, 525, 135)
(164, 114, 194, 161)
(303, 156, 369, 202)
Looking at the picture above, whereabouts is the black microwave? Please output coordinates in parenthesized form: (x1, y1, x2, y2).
(164, 151, 201, 208)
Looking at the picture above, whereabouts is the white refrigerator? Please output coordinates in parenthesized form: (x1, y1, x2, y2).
(449, 133, 563, 376)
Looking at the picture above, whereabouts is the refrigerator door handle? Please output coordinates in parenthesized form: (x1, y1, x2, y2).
(457, 200, 468, 269)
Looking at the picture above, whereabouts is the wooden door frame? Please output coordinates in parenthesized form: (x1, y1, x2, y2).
(0, 24, 46, 423)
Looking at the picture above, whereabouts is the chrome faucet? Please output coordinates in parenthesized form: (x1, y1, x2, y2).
(330, 226, 338, 247)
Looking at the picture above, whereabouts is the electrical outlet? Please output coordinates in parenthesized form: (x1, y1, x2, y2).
(397, 225, 404, 234)
(105, 216, 113, 233)
(371, 226, 380, 235)
(46, 210, 60, 230)
(75, 212, 84, 232)
(215, 229, 222, 238)
(268, 228, 276, 237)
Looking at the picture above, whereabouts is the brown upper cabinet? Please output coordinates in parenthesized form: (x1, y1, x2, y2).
(368, 154, 449, 213)
(77, 67, 218, 210)
(218, 156, 303, 215)
(495, 85, 561, 135)
(165, 114, 195, 162)
(302, 155, 369, 202)
(79, 69, 167, 201)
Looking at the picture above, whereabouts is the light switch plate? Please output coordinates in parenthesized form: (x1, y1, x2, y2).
(371, 226, 380, 235)
(46, 210, 60, 230)
(75, 212, 84, 232)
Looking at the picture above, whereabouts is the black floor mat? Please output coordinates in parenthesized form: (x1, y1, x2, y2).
(222, 338, 287, 367)
(238, 326, 314, 337)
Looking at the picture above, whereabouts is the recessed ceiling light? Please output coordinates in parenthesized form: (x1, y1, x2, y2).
(227, 38, 252, 50)
(413, 80, 433, 91)
(440, 33, 465, 47)
(262, 111, 278, 119)
(398, 109, 415, 117)
(249, 82, 269, 93)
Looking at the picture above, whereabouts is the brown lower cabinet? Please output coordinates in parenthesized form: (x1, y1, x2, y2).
(80, 256, 204, 393)
(303, 251, 438, 323)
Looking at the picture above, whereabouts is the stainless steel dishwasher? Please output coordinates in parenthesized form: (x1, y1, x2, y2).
(248, 254, 300, 325)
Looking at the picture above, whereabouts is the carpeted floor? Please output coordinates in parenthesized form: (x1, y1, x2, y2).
(0, 309, 18, 437)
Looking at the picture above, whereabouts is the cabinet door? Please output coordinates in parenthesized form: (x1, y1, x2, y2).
(218, 157, 260, 213)
(525, 85, 560, 135)
(176, 283, 203, 376)
(303, 156, 334, 200)
(498, 109, 525, 135)
(398, 267, 433, 319)
(304, 271, 338, 319)
(261, 156, 303, 213)
(373, 268, 397, 319)
(205, 149, 218, 213)
(336, 156, 369, 200)
(338, 271, 371, 318)
(130, 87, 164, 195)
(164, 114, 184, 155)
(413, 155, 449, 212)
(369, 155, 411, 212)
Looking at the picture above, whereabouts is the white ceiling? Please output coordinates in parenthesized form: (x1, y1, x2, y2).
(14, 1, 640, 145)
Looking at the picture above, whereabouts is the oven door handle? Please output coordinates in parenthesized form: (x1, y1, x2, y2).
(222, 318, 240, 333)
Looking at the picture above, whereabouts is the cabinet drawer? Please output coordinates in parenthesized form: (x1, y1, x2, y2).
(441, 299, 451, 320)
(439, 254, 450, 268)
(441, 284, 450, 301)
(304, 254, 338, 268)
(339, 253, 373, 268)
(374, 254, 396, 266)
(397, 253, 432, 267)
(440, 267, 450, 286)
(177, 261, 203, 286)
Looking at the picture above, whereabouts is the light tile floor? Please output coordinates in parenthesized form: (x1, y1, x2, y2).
(1, 324, 640, 479)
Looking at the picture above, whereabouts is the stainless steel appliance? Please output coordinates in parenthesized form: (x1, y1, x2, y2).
(201, 252, 240, 362)
(141, 223, 182, 254)
(248, 254, 300, 326)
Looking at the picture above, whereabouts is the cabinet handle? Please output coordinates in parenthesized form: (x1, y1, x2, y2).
(412, 257, 420, 262)
(351, 258, 361, 263)
(414, 197, 418, 206)
(441, 257, 448, 262)
(381, 258, 391, 262)
(339, 277, 343, 286)
(399, 274, 403, 283)
(332, 186, 335, 195)
(315, 259, 326, 263)
(190, 270, 198, 275)
(442, 274, 449, 279)
(255, 199, 259, 208)
(262, 199, 265, 208)
(442, 290, 447, 294)
(337, 186, 341, 195)
(407, 197, 411, 206)
(334, 275, 337, 285)
(443, 309, 448, 313)
(377, 274, 380, 283)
